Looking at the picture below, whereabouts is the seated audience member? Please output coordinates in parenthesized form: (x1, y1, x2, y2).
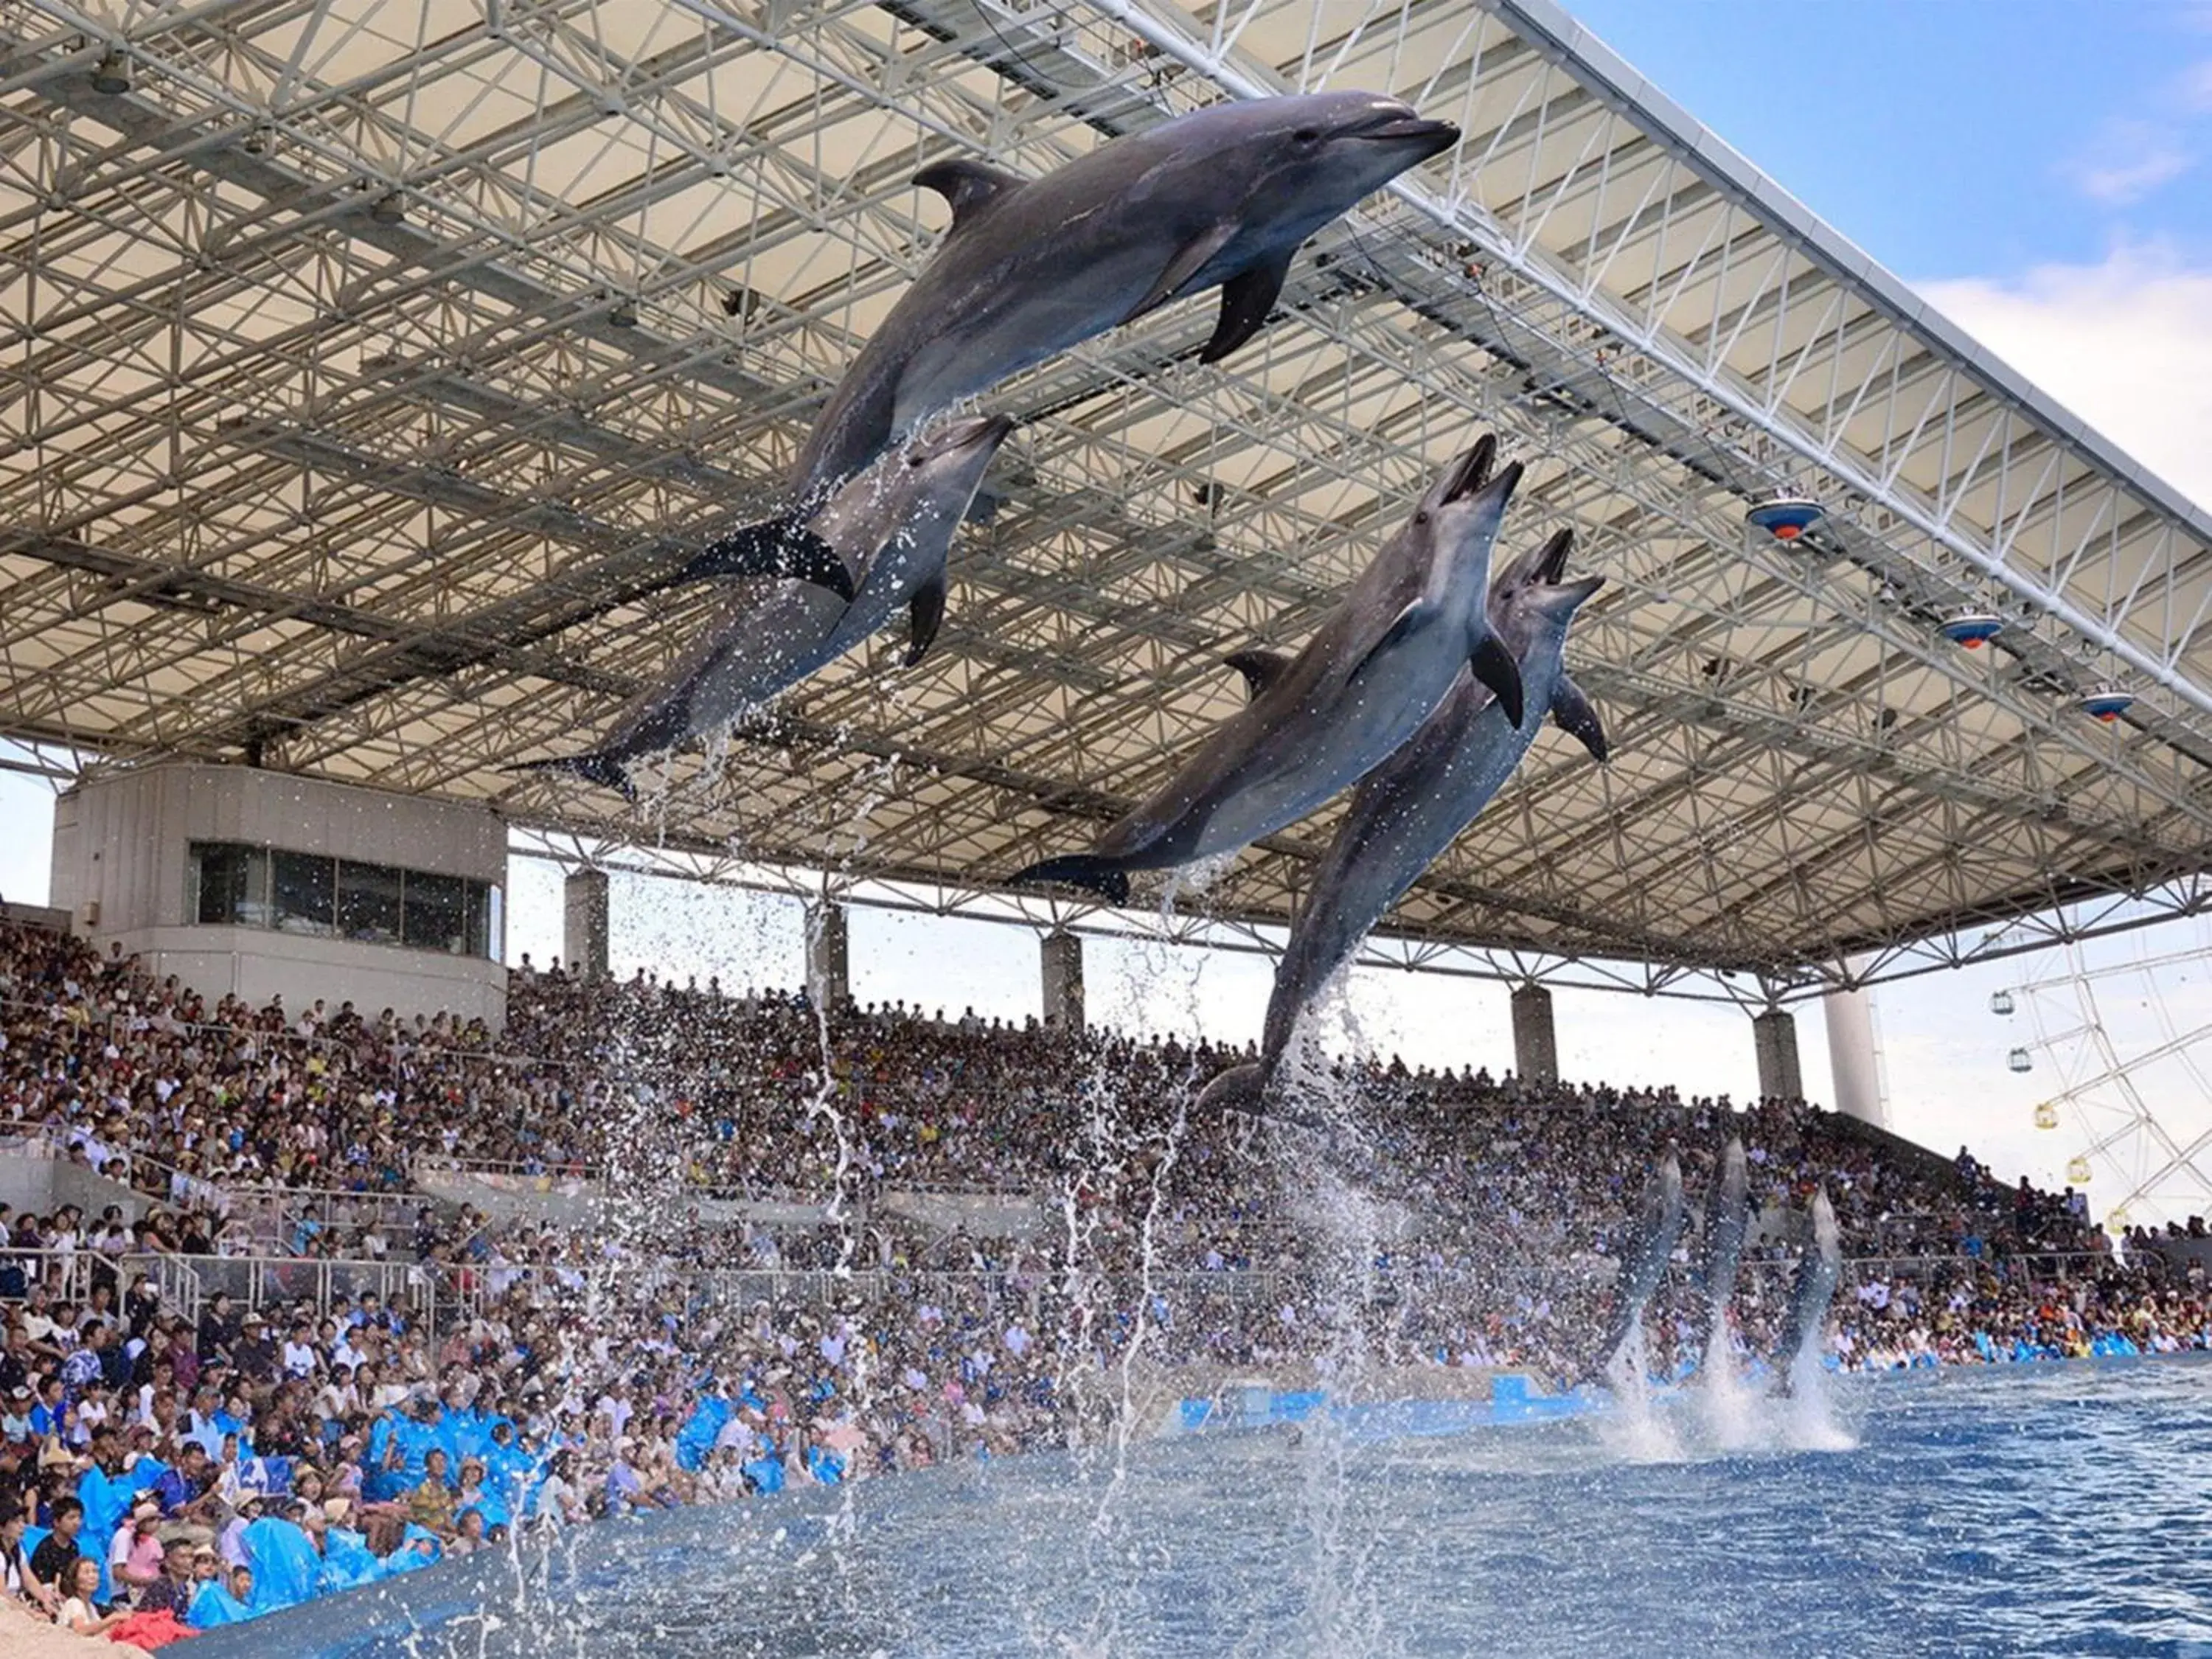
(53, 1553, 130, 1636)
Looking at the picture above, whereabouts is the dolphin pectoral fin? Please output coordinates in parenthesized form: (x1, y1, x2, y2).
(1470, 632, 1526, 728)
(912, 158, 1026, 231)
(1551, 674, 1608, 762)
(1222, 647, 1293, 702)
(1009, 855, 1133, 906)
(505, 753, 639, 804)
(1124, 222, 1239, 326)
(1346, 599, 1437, 684)
(1200, 251, 1293, 364)
(681, 518, 857, 602)
(905, 574, 947, 667)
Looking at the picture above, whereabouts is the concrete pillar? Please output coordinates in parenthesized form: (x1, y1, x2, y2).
(1823, 967, 1888, 1127)
(1753, 1007, 1804, 1102)
(1041, 930, 1085, 1032)
(563, 869, 609, 981)
(804, 903, 850, 1011)
(1510, 983, 1557, 1085)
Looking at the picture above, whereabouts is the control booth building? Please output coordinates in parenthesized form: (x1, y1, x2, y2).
(50, 762, 508, 1029)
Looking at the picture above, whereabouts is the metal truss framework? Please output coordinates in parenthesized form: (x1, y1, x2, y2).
(0, 0, 2207, 997)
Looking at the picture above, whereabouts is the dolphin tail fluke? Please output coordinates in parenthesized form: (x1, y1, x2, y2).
(1009, 855, 1132, 905)
(1194, 1063, 1267, 1114)
(505, 753, 638, 803)
(671, 515, 857, 602)
(1470, 630, 1526, 728)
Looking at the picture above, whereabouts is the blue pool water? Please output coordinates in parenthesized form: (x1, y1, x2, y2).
(192, 1357, 2212, 1658)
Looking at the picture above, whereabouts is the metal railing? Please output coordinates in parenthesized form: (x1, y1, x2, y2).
(2, 1127, 445, 1253)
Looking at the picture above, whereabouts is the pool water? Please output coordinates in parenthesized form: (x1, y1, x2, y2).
(191, 1357, 2212, 1659)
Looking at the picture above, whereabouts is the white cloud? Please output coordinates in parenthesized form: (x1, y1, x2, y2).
(1920, 246, 2212, 512)
(2180, 58, 2212, 111)
(2062, 118, 2194, 204)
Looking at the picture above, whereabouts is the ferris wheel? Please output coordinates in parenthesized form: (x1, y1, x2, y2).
(1992, 914, 2212, 1230)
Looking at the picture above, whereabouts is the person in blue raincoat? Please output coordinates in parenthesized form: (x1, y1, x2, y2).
(240, 1503, 320, 1611)
(484, 1419, 537, 1524)
(188, 1563, 257, 1627)
(366, 1391, 442, 1503)
(675, 1392, 731, 1474)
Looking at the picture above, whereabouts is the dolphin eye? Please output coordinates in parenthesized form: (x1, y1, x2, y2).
(1413, 509, 1430, 526)
(1294, 128, 1320, 145)
(907, 454, 924, 469)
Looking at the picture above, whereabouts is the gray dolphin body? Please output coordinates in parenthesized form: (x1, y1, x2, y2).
(516, 416, 1012, 797)
(1588, 1152, 1686, 1381)
(674, 91, 1458, 596)
(1778, 1186, 1843, 1385)
(1194, 529, 1604, 1114)
(1700, 1137, 1750, 1354)
(1011, 439, 1531, 903)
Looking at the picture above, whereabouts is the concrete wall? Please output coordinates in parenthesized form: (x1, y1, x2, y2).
(51, 761, 508, 1026)
(0, 1147, 146, 1222)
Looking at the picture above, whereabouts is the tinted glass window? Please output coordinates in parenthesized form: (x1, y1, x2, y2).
(196, 843, 493, 958)
(271, 851, 335, 935)
(403, 870, 467, 954)
(192, 844, 265, 925)
(336, 861, 404, 945)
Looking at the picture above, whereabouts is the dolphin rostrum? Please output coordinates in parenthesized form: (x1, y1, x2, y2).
(1698, 1136, 1750, 1365)
(680, 92, 1458, 596)
(1778, 1185, 1842, 1387)
(1194, 526, 1604, 1113)
(1586, 1151, 1686, 1383)
(514, 415, 1012, 798)
(1011, 437, 1530, 904)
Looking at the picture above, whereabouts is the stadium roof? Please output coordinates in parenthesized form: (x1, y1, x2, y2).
(3, 0, 2209, 993)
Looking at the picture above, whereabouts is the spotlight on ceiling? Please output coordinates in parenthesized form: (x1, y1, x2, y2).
(369, 193, 406, 226)
(91, 52, 129, 95)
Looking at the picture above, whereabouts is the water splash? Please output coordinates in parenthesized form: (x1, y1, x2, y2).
(1590, 1320, 1686, 1464)
(1695, 1325, 1762, 1453)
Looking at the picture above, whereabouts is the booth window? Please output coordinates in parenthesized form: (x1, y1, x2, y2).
(192, 844, 268, 926)
(337, 861, 403, 945)
(272, 849, 336, 936)
(189, 842, 500, 959)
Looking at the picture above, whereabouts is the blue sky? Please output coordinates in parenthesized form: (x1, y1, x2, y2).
(6, 4, 2212, 1220)
(1570, 0, 2212, 276)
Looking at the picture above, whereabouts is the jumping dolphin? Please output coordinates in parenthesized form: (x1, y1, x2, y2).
(1585, 1151, 1686, 1383)
(1010, 437, 1529, 904)
(514, 415, 1012, 798)
(680, 92, 1458, 595)
(1778, 1186, 1842, 1386)
(1699, 1136, 1750, 1363)
(1194, 526, 1604, 1114)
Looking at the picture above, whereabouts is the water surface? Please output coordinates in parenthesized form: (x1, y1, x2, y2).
(194, 1358, 2212, 1659)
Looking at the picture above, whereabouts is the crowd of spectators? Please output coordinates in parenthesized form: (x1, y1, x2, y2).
(7, 917, 2212, 1643)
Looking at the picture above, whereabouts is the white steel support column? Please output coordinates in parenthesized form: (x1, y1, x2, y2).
(1823, 965, 1889, 1127)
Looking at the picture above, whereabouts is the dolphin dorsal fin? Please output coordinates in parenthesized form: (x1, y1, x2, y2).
(1551, 673, 1607, 762)
(1222, 647, 1292, 702)
(914, 159, 1025, 232)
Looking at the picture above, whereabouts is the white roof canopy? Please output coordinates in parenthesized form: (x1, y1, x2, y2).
(2, 0, 2208, 984)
